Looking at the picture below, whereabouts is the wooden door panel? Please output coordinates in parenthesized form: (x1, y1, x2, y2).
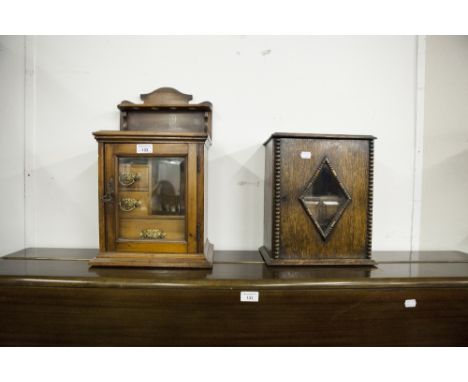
(279, 138, 369, 259)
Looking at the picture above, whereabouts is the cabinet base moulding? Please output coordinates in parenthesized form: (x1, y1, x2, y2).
(259, 246, 376, 267)
(90, 241, 214, 269)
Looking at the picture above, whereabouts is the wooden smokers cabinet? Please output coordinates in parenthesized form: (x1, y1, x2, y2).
(260, 133, 376, 266)
(90, 88, 213, 268)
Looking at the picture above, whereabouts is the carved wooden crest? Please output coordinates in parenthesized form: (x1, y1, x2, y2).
(118, 87, 211, 109)
(119, 87, 192, 107)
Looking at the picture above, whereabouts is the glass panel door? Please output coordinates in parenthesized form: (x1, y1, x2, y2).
(105, 143, 196, 254)
(117, 156, 186, 242)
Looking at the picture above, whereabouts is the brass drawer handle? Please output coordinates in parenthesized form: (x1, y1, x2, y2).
(119, 198, 141, 211)
(118, 172, 140, 186)
(140, 228, 167, 240)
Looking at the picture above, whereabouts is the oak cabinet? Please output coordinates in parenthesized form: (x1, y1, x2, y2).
(90, 88, 213, 268)
(260, 133, 376, 266)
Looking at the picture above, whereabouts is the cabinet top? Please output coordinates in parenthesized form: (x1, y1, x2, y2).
(92, 130, 210, 144)
(264, 132, 377, 145)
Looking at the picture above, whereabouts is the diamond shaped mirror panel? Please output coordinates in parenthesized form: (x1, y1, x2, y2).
(299, 157, 351, 240)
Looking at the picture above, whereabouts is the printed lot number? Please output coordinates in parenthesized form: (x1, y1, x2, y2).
(136, 144, 153, 154)
(240, 291, 259, 302)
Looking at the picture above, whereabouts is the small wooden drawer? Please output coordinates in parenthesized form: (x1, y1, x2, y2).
(118, 163, 149, 190)
(119, 217, 186, 242)
(118, 192, 150, 218)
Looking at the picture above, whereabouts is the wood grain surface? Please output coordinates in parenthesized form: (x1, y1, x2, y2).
(1, 249, 468, 346)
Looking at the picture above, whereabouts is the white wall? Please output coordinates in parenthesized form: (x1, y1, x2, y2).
(1, 36, 420, 252)
(0, 36, 25, 255)
(420, 36, 468, 251)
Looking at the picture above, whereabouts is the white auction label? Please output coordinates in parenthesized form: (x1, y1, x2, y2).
(136, 144, 153, 154)
(240, 291, 259, 302)
(404, 299, 417, 308)
(300, 151, 312, 159)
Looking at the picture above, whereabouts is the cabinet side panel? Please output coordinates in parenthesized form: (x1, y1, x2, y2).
(98, 142, 106, 251)
(199, 143, 207, 252)
(263, 140, 274, 254)
(366, 140, 374, 258)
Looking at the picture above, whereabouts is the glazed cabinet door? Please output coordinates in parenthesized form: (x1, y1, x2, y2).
(103, 143, 198, 253)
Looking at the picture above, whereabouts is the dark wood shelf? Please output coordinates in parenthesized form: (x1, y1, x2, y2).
(1, 248, 468, 346)
(118, 104, 212, 112)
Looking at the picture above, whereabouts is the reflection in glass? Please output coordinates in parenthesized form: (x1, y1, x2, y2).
(300, 158, 351, 239)
(117, 157, 186, 242)
(151, 157, 185, 215)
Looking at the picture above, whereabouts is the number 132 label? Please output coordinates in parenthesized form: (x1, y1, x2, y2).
(136, 144, 153, 154)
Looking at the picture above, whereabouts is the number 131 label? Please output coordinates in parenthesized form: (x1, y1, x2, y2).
(136, 144, 153, 154)
(240, 291, 259, 302)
